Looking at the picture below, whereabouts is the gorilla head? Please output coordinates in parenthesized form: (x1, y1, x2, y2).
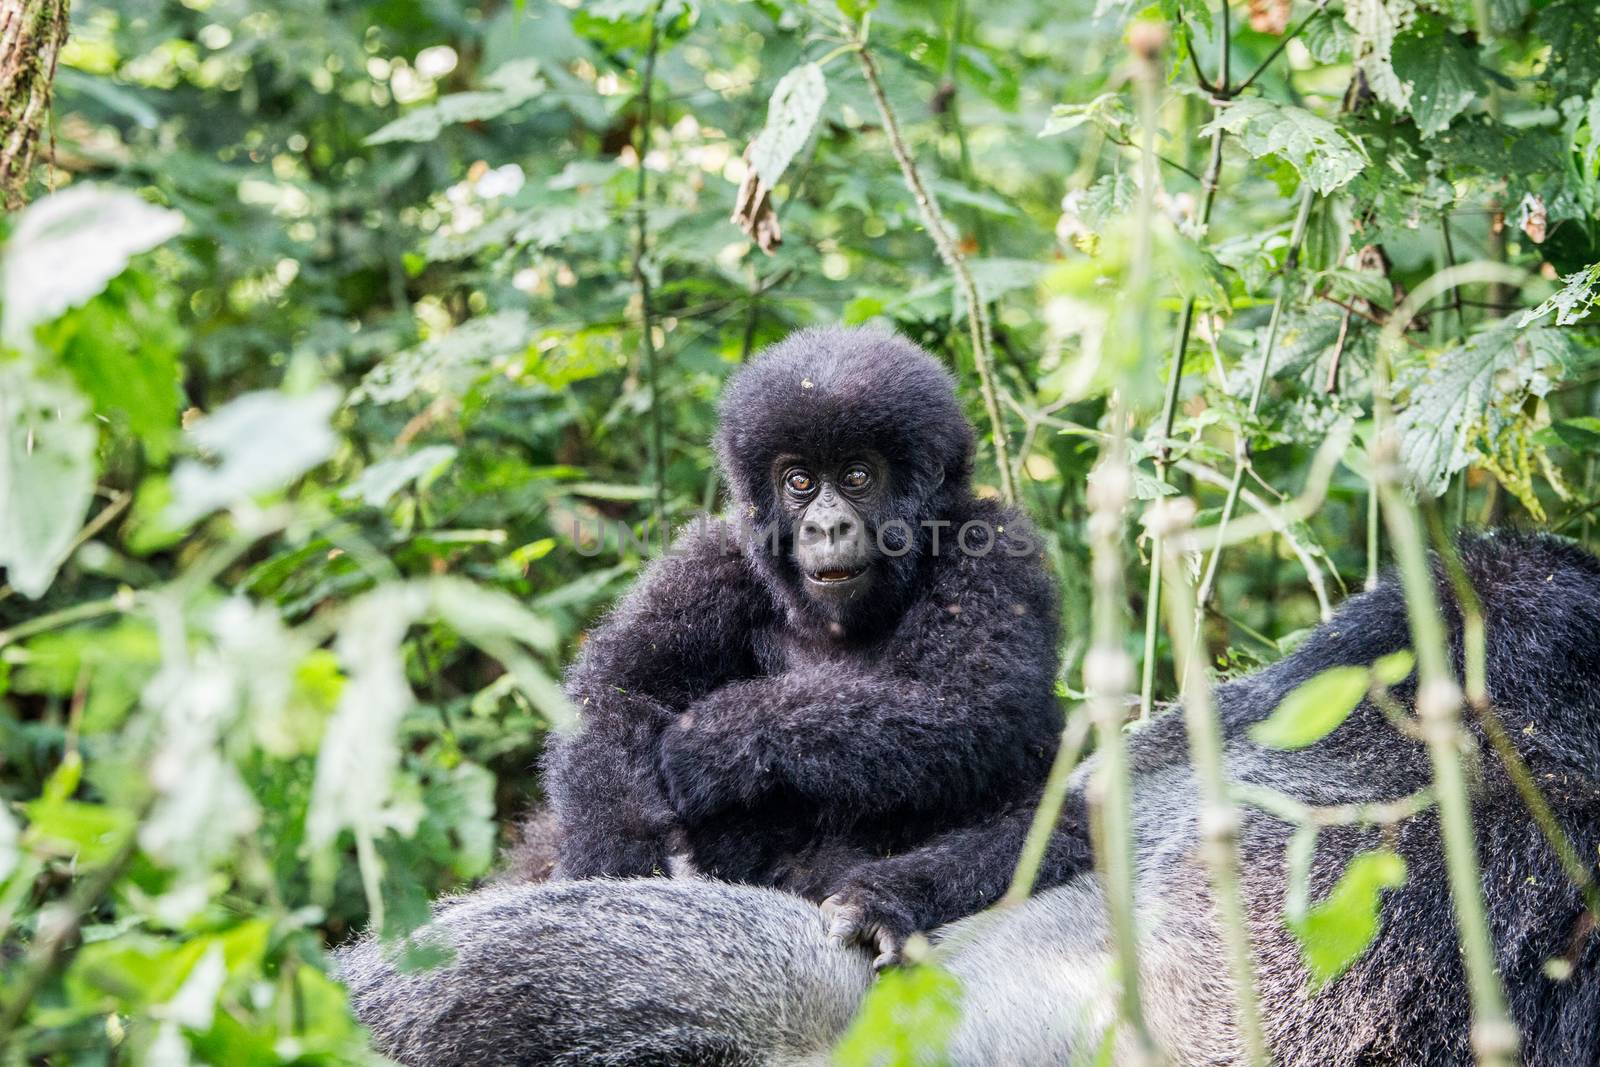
(714, 326, 974, 629)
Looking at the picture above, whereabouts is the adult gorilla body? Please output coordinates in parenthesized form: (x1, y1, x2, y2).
(339, 330, 1600, 1065)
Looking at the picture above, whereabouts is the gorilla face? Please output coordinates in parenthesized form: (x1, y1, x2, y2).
(774, 451, 888, 612)
(714, 326, 974, 633)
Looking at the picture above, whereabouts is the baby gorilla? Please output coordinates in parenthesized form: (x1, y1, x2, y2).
(534, 326, 1062, 964)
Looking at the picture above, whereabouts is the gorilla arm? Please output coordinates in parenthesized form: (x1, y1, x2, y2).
(544, 523, 769, 879)
(656, 539, 1061, 829)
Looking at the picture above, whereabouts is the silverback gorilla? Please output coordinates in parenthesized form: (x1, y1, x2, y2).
(338, 328, 1600, 1066)
(535, 327, 1061, 964)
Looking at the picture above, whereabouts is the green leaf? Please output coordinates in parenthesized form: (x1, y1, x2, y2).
(351, 311, 534, 405)
(39, 272, 184, 462)
(1344, 0, 1418, 109)
(0, 184, 184, 348)
(1391, 29, 1487, 138)
(366, 60, 544, 145)
(342, 446, 458, 508)
(834, 963, 963, 1067)
(1519, 262, 1600, 327)
(1250, 665, 1369, 749)
(1040, 93, 1134, 141)
(1396, 324, 1579, 496)
(1288, 849, 1407, 988)
(1372, 650, 1416, 687)
(23, 797, 136, 866)
(1201, 98, 1366, 194)
(748, 62, 827, 189)
(167, 386, 343, 528)
(0, 367, 97, 599)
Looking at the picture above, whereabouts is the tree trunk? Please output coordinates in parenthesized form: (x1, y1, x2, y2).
(0, 0, 71, 212)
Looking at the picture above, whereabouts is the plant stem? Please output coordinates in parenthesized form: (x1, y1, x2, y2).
(1424, 508, 1600, 922)
(1001, 708, 1092, 906)
(1139, 14, 1231, 720)
(1371, 264, 1524, 1067)
(1083, 400, 1158, 1066)
(0, 817, 142, 1043)
(1194, 184, 1316, 611)
(634, 0, 668, 552)
(1153, 504, 1270, 1067)
(855, 41, 1017, 504)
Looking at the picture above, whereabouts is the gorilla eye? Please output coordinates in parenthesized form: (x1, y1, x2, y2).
(840, 464, 871, 492)
(783, 468, 815, 496)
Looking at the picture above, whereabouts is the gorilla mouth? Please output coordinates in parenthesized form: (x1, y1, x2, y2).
(807, 565, 867, 584)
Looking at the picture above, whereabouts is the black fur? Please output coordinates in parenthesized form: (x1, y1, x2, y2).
(341, 529, 1600, 1065)
(538, 326, 1063, 914)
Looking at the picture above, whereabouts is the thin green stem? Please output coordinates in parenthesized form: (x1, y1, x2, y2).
(1155, 526, 1270, 1067)
(634, 0, 668, 552)
(1001, 708, 1092, 906)
(1424, 508, 1600, 923)
(1372, 262, 1529, 1067)
(1194, 184, 1317, 611)
(1139, 4, 1231, 720)
(855, 39, 1017, 504)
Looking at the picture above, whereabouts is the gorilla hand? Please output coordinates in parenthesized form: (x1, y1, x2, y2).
(657, 705, 770, 825)
(820, 881, 915, 971)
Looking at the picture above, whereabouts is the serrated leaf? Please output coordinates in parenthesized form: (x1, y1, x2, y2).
(834, 963, 963, 1067)
(1391, 30, 1487, 138)
(1201, 98, 1366, 194)
(351, 311, 534, 405)
(1345, 0, 1418, 109)
(1289, 849, 1407, 988)
(748, 63, 827, 189)
(0, 367, 97, 599)
(1250, 665, 1370, 749)
(366, 59, 544, 145)
(342, 446, 458, 507)
(1519, 262, 1600, 327)
(1397, 324, 1579, 496)
(168, 387, 342, 527)
(1041, 93, 1134, 140)
(1, 184, 184, 347)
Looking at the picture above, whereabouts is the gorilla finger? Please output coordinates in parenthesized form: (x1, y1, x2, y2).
(870, 926, 903, 971)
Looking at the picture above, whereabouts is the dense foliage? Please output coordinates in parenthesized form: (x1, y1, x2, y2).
(2, 0, 1599, 1062)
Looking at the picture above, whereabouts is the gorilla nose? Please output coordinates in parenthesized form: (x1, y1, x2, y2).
(801, 516, 855, 544)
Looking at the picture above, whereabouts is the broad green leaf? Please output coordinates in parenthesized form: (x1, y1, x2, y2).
(1519, 262, 1600, 327)
(1396, 324, 1580, 497)
(0, 804, 17, 882)
(1372, 649, 1416, 687)
(0, 367, 97, 599)
(0, 184, 184, 347)
(167, 386, 342, 527)
(342, 445, 458, 507)
(748, 62, 827, 189)
(39, 272, 184, 462)
(307, 585, 428, 852)
(1391, 29, 1486, 138)
(1250, 665, 1369, 749)
(834, 963, 963, 1067)
(1040, 93, 1134, 141)
(1288, 849, 1407, 988)
(366, 60, 544, 145)
(1201, 98, 1366, 194)
(22, 797, 137, 866)
(1345, 0, 1418, 109)
(351, 311, 534, 405)
(1551, 416, 1600, 450)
